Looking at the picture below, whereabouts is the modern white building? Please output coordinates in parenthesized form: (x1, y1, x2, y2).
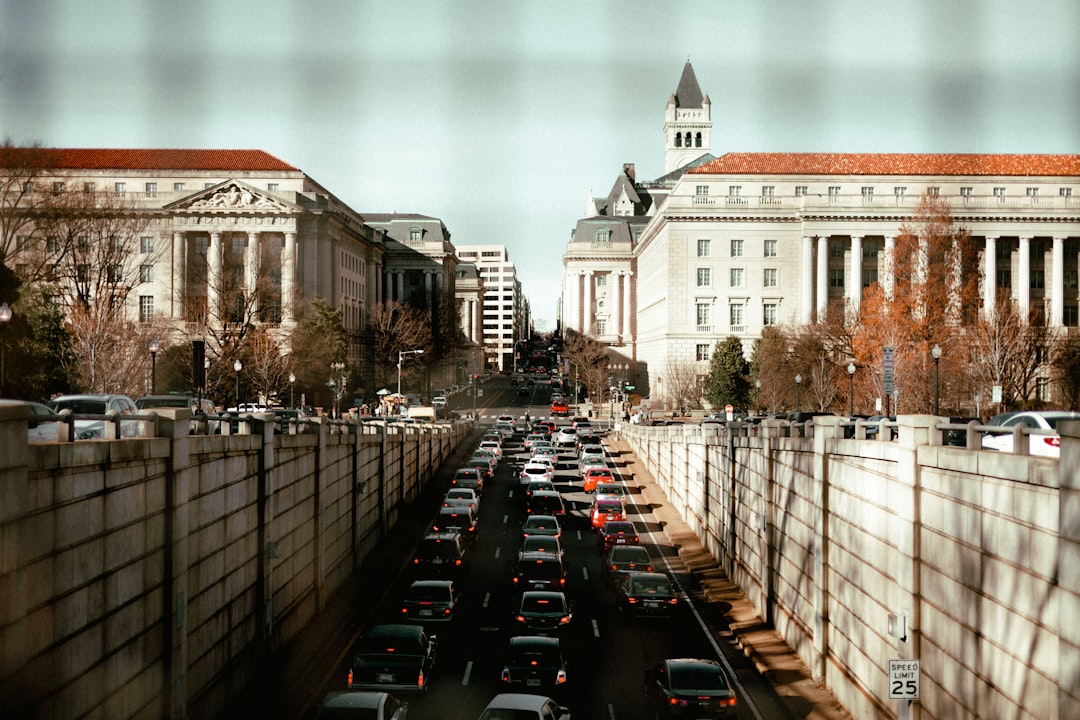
(455, 244, 527, 372)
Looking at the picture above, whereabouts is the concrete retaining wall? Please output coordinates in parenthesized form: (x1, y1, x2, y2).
(0, 405, 470, 720)
(623, 415, 1080, 720)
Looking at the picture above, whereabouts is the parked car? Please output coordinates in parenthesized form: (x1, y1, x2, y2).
(645, 658, 738, 718)
(411, 532, 466, 577)
(478, 693, 571, 720)
(513, 591, 572, 633)
(136, 394, 221, 434)
(980, 410, 1080, 457)
(346, 624, 437, 694)
(615, 572, 677, 616)
(48, 393, 141, 440)
(499, 636, 568, 693)
(315, 690, 408, 719)
(399, 579, 459, 622)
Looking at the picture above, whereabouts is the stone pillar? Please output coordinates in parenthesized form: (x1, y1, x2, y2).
(1018, 235, 1031, 322)
(883, 235, 895, 301)
(173, 232, 186, 319)
(208, 232, 222, 321)
(564, 271, 579, 332)
(583, 271, 594, 335)
(396, 272, 405, 303)
(246, 232, 260, 314)
(816, 235, 829, 321)
(383, 270, 392, 302)
(1051, 235, 1065, 326)
(801, 236, 814, 323)
(983, 236, 998, 320)
(282, 232, 296, 324)
(622, 271, 633, 342)
(849, 235, 863, 315)
(611, 271, 622, 337)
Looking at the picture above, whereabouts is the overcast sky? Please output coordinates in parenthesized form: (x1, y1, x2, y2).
(2, 0, 1078, 330)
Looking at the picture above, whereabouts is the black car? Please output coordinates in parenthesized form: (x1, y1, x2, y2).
(513, 591, 572, 633)
(346, 624, 437, 694)
(645, 658, 738, 718)
(411, 532, 466, 577)
(500, 635, 568, 692)
(513, 552, 566, 592)
(615, 571, 677, 616)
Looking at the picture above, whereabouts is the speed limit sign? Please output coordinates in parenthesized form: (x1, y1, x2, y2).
(888, 659, 920, 699)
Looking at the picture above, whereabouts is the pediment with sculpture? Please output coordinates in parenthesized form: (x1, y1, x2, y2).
(165, 179, 295, 213)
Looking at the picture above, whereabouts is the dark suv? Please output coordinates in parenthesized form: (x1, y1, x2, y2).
(412, 532, 466, 577)
(513, 552, 566, 592)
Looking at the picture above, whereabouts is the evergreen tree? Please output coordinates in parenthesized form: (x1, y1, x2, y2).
(703, 336, 750, 411)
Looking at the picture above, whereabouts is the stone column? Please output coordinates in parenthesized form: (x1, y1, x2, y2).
(849, 235, 863, 315)
(565, 271, 579, 332)
(583, 271, 594, 335)
(246, 232, 260, 314)
(1018, 235, 1031, 322)
(983, 236, 998, 320)
(622, 271, 633, 342)
(383, 270, 392, 302)
(800, 236, 813, 323)
(816, 235, 829, 321)
(208, 232, 222, 321)
(173, 232, 186, 320)
(281, 232, 296, 324)
(611, 271, 622, 337)
(1051, 235, 1065, 326)
(396, 272, 405, 302)
(883, 235, 895, 301)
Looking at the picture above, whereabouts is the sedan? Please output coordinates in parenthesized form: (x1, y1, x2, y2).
(521, 514, 561, 539)
(513, 590, 572, 633)
(520, 462, 555, 486)
(645, 658, 738, 718)
(615, 572, 677, 616)
(583, 467, 616, 493)
(519, 535, 564, 560)
(554, 426, 578, 447)
(315, 690, 408, 719)
(479, 694, 570, 720)
(605, 545, 654, 578)
(500, 636, 568, 692)
(980, 410, 1080, 458)
(346, 624, 437, 694)
(598, 520, 639, 552)
(524, 433, 548, 450)
(24, 401, 58, 442)
(442, 488, 480, 514)
(399, 579, 459, 622)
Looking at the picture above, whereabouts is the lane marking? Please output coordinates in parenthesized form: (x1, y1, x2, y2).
(462, 660, 473, 685)
(592, 618, 600, 638)
(483, 592, 491, 608)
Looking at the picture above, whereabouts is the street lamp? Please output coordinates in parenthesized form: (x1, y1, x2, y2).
(233, 359, 242, 410)
(847, 362, 856, 417)
(931, 344, 942, 415)
(148, 339, 160, 394)
(795, 373, 802, 412)
(397, 349, 424, 399)
(755, 379, 761, 412)
(289, 372, 296, 409)
(330, 361, 345, 417)
(0, 302, 11, 395)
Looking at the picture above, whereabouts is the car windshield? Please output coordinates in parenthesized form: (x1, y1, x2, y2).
(508, 643, 560, 664)
(406, 584, 450, 602)
(480, 710, 546, 720)
(668, 664, 729, 692)
(631, 576, 671, 594)
(50, 399, 108, 414)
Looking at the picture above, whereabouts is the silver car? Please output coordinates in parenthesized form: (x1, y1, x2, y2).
(48, 394, 141, 440)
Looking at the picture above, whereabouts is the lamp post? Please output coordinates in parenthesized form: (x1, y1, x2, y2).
(233, 359, 242, 410)
(289, 372, 296, 409)
(847, 362, 856, 416)
(931, 344, 942, 415)
(0, 302, 11, 395)
(795, 373, 802, 412)
(330, 361, 345, 417)
(148, 339, 160, 394)
(397, 349, 424, 400)
(755, 379, 761, 412)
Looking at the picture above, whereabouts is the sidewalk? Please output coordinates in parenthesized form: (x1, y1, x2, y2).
(608, 435, 852, 720)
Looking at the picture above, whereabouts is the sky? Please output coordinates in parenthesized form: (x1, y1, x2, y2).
(2, 1, 1078, 330)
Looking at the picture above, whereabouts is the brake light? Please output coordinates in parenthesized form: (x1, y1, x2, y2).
(556, 669, 567, 684)
(347, 670, 353, 685)
(417, 671, 425, 688)
(1046, 437, 1061, 448)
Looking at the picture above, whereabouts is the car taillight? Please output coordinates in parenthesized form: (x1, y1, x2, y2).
(1047, 437, 1061, 448)
(556, 669, 567, 684)
(347, 670, 353, 685)
(501, 669, 510, 682)
(417, 671, 425, 688)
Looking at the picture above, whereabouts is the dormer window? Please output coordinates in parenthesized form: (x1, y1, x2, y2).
(408, 227, 423, 242)
(595, 229, 611, 246)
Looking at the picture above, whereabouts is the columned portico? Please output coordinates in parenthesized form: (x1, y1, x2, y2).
(611, 270, 623, 337)
(883, 235, 895, 300)
(622, 271, 633, 342)
(208, 232, 222, 320)
(1052, 235, 1065, 327)
(282, 232, 297, 324)
(172, 232, 186, 317)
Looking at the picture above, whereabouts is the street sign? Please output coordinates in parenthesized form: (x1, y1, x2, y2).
(625, 385, 635, 391)
(888, 659, 920, 699)
(725, 404, 734, 421)
(883, 346, 895, 395)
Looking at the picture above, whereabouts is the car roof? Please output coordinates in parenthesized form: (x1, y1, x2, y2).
(320, 690, 387, 710)
(483, 692, 559, 711)
(364, 623, 425, 641)
(509, 635, 559, 649)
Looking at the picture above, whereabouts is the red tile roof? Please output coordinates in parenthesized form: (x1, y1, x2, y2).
(0, 147, 299, 172)
(690, 152, 1080, 177)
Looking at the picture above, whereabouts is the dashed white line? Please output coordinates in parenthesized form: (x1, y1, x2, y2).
(591, 618, 600, 637)
(483, 592, 491, 608)
(462, 660, 473, 685)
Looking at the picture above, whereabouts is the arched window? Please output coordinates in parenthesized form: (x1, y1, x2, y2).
(675, 133, 682, 148)
(695, 132, 702, 148)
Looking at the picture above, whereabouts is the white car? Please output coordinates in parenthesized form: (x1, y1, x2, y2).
(479, 693, 570, 720)
(432, 395, 447, 407)
(520, 462, 555, 486)
(443, 487, 480, 513)
(478, 439, 503, 459)
(528, 455, 556, 472)
(980, 410, 1080, 458)
(555, 426, 578, 446)
(47, 394, 142, 440)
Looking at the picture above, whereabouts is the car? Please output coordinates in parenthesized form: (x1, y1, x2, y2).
(451, 467, 484, 494)
(136, 394, 221, 434)
(315, 690, 408, 719)
(478, 693, 571, 720)
(532, 445, 560, 463)
(432, 506, 477, 537)
(346, 623, 437, 694)
(481, 431, 504, 446)
(555, 426, 578, 446)
(527, 455, 557, 473)
(615, 571, 677, 616)
(605, 545, 654, 578)
(519, 535, 564, 561)
(579, 448, 605, 470)
(466, 457, 494, 480)
(598, 520, 639, 552)
(645, 658, 738, 718)
(22, 401, 59, 442)
(520, 462, 555, 486)
(411, 532, 466, 577)
(513, 590, 573, 633)
(591, 498, 628, 529)
(497, 414, 517, 425)
(399, 579, 459, 622)
(47, 393, 142, 440)
(443, 487, 480, 514)
(570, 416, 590, 428)
(521, 514, 561, 539)
(524, 433, 548, 451)
(513, 552, 567, 591)
(583, 466, 616, 493)
(493, 421, 516, 439)
(550, 400, 569, 416)
(980, 410, 1080, 457)
(517, 386, 530, 396)
(478, 439, 503, 459)
(524, 479, 556, 496)
(526, 490, 566, 517)
(471, 449, 498, 472)
(432, 395, 447, 408)
(500, 636, 568, 693)
(578, 463, 607, 483)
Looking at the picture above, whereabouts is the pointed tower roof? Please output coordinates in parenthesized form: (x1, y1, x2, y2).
(674, 61, 704, 109)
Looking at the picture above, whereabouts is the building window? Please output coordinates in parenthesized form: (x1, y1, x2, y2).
(927, 187, 940, 196)
(52, 182, 65, 194)
(730, 268, 744, 288)
(232, 236, 245, 255)
(829, 268, 845, 288)
(993, 187, 1006, 198)
(894, 187, 906, 198)
(597, 318, 607, 335)
(730, 239, 743, 257)
(195, 238, 208, 256)
(763, 303, 777, 326)
(696, 268, 711, 287)
(795, 186, 808, 196)
(114, 182, 126, 194)
(728, 185, 741, 197)
(697, 239, 711, 257)
(1031, 270, 1045, 289)
(960, 186, 973, 197)
(1064, 305, 1078, 327)
(1061, 188, 1073, 198)
(761, 186, 775, 199)
(996, 269, 1011, 289)
(145, 182, 157, 197)
(763, 268, 777, 288)
(761, 239, 777, 258)
(46, 236, 60, 253)
(408, 227, 423, 242)
(1065, 269, 1078, 290)
(595, 229, 611, 246)
(861, 186, 874, 199)
(83, 182, 96, 194)
(695, 185, 709, 198)
(828, 186, 841, 198)
(140, 264, 153, 283)
(16, 235, 29, 251)
(696, 344, 711, 362)
(695, 303, 711, 328)
(140, 236, 154, 254)
(596, 274, 607, 287)
(267, 183, 279, 192)
(1026, 187, 1039, 197)
(863, 268, 878, 287)
(729, 303, 744, 328)
(173, 182, 185, 191)
(830, 241, 845, 258)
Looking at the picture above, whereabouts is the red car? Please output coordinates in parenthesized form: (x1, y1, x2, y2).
(598, 520, 639, 552)
(583, 467, 616, 493)
(550, 400, 568, 416)
(590, 497, 627, 529)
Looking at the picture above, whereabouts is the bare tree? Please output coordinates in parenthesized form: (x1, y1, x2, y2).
(559, 329, 611, 404)
(664, 356, 703, 416)
(367, 301, 433, 392)
(967, 296, 1052, 413)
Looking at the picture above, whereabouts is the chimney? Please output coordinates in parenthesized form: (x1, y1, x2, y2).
(623, 163, 635, 182)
